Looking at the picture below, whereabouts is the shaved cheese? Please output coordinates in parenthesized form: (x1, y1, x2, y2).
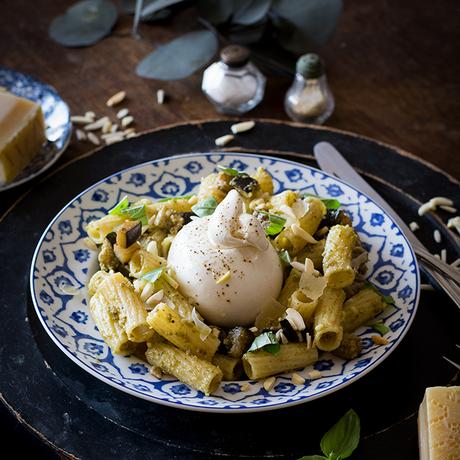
(291, 223, 317, 243)
(191, 307, 212, 341)
(285, 308, 306, 331)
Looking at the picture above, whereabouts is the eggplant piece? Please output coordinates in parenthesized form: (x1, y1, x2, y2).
(223, 327, 254, 358)
(320, 209, 352, 228)
(279, 319, 298, 343)
(98, 238, 120, 272)
(116, 220, 142, 248)
(332, 333, 362, 359)
(106, 231, 117, 245)
(230, 173, 260, 197)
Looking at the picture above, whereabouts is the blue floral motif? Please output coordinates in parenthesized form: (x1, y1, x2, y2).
(314, 359, 334, 371)
(398, 285, 413, 300)
(129, 363, 149, 375)
(354, 358, 371, 369)
(285, 168, 303, 182)
(325, 184, 344, 197)
(229, 160, 248, 171)
(133, 384, 151, 392)
(91, 189, 109, 202)
(93, 362, 108, 372)
(171, 384, 191, 395)
(83, 342, 104, 355)
(184, 161, 203, 174)
(55, 275, 72, 289)
(223, 383, 241, 394)
(390, 244, 404, 257)
(370, 213, 384, 227)
(375, 270, 394, 285)
(361, 338, 374, 350)
(73, 249, 90, 263)
(390, 318, 404, 332)
(51, 324, 67, 338)
(199, 399, 218, 406)
(58, 220, 72, 235)
(252, 398, 269, 405)
(127, 173, 146, 187)
(43, 249, 56, 263)
(39, 290, 53, 305)
(161, 181, 180, 195)
(273, 383, 296, 393)
(316, 381, 334, 389)
(70, 310, 88, 324)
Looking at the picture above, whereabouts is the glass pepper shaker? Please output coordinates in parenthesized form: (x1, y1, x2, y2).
(284, 53, 334, 124)
(201, 45, 266, 115)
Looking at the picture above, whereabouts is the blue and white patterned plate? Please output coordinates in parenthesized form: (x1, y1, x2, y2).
(0, 66, 71, 192)
(30, 153, 420, 412)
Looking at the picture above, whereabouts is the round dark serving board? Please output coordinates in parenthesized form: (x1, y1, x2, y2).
(0, 120, 459, 460)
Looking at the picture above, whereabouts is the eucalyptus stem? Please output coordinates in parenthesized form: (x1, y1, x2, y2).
(132, 0, 143, 39)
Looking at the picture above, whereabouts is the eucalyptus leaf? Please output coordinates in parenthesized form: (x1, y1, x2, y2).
(136, 30, 218, 80)
(141, 0, 185, 19)
(49, 0, 118, 47)
(232, 0, 272, 26)
(271, 0, 342, 54)
(197, 0, 236, 25)
(320, 409, 360, 459)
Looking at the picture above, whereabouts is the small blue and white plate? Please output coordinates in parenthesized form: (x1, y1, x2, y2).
(0, 67, 71, 192)
(30, 153, 420, 412)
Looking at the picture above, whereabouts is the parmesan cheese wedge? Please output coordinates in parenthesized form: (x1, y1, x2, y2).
(418, 386, 460, 460)
(0, 92, 46, 184)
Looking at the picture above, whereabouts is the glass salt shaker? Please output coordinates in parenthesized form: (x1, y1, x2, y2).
(284, 53, 334, 124)
(201, 45, 266, 115)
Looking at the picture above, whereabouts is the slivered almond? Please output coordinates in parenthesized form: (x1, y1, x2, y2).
(372, 335, 389, 345)
(263, 376, 276, 391)
(121, 115, 134, 128)
(87, 132, 100, 145)
(231, 120, 255, 134)
(215, 134, 234, 146)
(116, 108, 129, 119)
(84, 116, 110, 131)
(71, 115, 94, 124)
(75, 129, 86, 141)
(308, 370, 322, 380)
(291, 373, 305, 385)
(157, 89, 165, 104)
(106, 91, 126, 107)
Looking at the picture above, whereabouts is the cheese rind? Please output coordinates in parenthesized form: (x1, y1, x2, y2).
(418, 386, 460, 460)
(0, 92, 46, 184)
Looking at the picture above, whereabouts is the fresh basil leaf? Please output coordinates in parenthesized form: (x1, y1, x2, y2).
(136, 30, 218, 80)
(142, 267, 164, 283)
(371, 321, 390, 336)
(304, 193, 341, 210)
(157, 194, 193, 202)
(259, 211, 286, 236)
(383, 295, 394, 304)
(297, 456, 327, 460)
(109, 196, 129, 215)
(192, 196, 218, 217)
(49, 0, 118, 47)
(248, 331, 280, 354)
(320, 409, 360, 459)
(279, 249, 291, 265)
(217, 165, 241, 176)
(120, 204, 148, 225)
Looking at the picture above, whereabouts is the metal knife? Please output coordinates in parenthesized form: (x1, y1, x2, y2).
(314, 141, 460, 308)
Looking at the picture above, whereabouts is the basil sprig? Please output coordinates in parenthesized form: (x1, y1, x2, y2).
(248, 331, 280, 355)
(142, 267, 164, 284)
(191, 196, 218, 217)
(217, 165, 242, 176)
(259, 211, 286, 236)
(299, 409, 360, 460)
(371, 320, 390, 335)
(279, 249, 292, 265)
(303, 193, 341, 210)
(157, 195, 193, 203)
(365, 282, 395, 305)
(109, 196, 148, 225)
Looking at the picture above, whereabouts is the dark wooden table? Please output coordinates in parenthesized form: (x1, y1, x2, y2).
(1, 0, 459, 458)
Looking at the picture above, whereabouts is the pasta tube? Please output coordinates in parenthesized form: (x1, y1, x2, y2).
(146, 342, 223, 395)
(323, 225, 357, 288)
(277, 269, 301, 306)
(289, 289, 318, 325)
(212, 353, 243, 380)
(90, 272, 153, 350)
(129, 248, 164, 278)
(146, 303, 219, 361)
(242, 343, 318, 380)
(299, 197, 327, 236)
(86, 214, 125, 244)
(342, 287, 386, 332)
(313, 287, 346, 351)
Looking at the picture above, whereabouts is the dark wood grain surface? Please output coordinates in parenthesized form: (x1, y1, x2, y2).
(1, 0, 459, 179)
